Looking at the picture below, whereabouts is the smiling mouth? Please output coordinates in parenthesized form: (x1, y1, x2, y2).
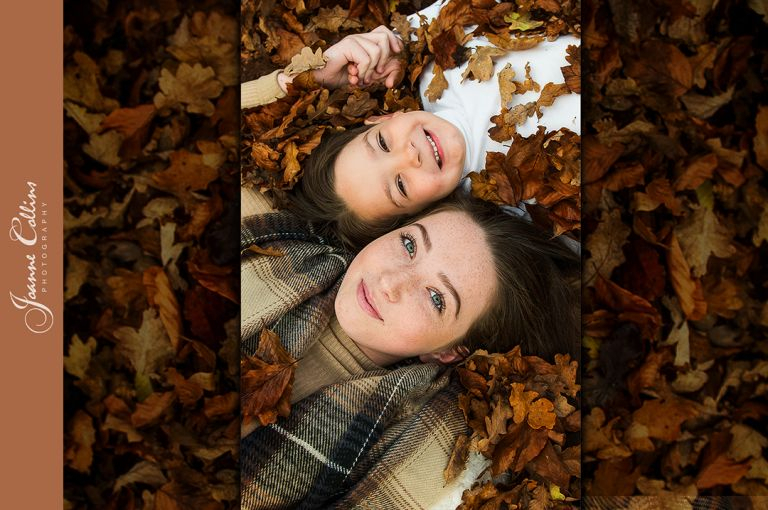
(357, 280, 382, 321)
(425, 130, 443, 169)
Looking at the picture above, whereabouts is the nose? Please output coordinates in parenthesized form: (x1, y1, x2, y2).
(394, 140, 420, 169)
(379, 268, 410, 303)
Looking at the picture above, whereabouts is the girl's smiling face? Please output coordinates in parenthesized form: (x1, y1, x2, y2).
(334, 209, 496, 366)
(333, 111, 466, 221)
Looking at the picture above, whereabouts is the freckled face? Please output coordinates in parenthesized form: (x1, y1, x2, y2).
(334, 210, 496, 366)
(333, 111, 466, 221)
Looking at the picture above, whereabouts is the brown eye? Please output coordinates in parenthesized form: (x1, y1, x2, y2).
(378, 132, 389, 152)
(396, 175, 407, 197)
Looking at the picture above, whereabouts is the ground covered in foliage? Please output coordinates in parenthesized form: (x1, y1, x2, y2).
(64, 0, 240, 508)
(582, 0, 768, 507)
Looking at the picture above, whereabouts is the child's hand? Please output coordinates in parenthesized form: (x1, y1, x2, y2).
(313, 26, 405, 89)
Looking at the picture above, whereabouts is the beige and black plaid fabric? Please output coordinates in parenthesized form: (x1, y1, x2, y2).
(240, 210, 469, 509)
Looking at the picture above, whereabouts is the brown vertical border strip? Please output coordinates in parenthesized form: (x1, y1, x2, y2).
(0, 1, 63, 508)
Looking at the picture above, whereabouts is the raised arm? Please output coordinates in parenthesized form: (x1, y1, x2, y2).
(241, 26, 404, 109)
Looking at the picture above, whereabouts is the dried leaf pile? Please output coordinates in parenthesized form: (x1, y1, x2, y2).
(582, 0, 768, 504)
(449, 347, 580, 508)
(64, 0, 239, 508)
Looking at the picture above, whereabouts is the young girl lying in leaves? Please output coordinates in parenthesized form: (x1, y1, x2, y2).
(242, 0, 580, 249)
(240, 190, 579, 509)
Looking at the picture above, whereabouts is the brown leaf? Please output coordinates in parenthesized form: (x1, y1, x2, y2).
(131, 391, 176, 428)
(667, 232, 708, 320)
(632, 396, 700, 442)
(281, 141, 301, 184)
(65, 410, 96, 473)
(153, 63, 223, 116)
(283, 47, 326, 76)
(246, 244, 285, 257)
(143, 266, 182, 351)
(341, 90, 377, 118)
(444, 434, 470, 484)
(461, 46, 507, 82)
(526, 440, 571, 488)
(100, 104, 156, 138)
(152, 150, 219, 197)
(424, 64, 448, 103)
(697, 432, 751, 489)
(755, 106, 768, 170)
(492, 423, 549, 475)
(536, 82, 569, 114)
(309, 6, 363, 32)
(674, 153, 717, 191)
(584, 208, 631, 284)
(187, 248, 237, 303)
(583, 407, 632, 460)
(561, 44, 580, 93)
(203, 392, 239, 419)
(241, 328, 296, 426)
(64, 335, 98, 380)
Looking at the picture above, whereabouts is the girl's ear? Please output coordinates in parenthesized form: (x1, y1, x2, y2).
(419, 345, 470, 364)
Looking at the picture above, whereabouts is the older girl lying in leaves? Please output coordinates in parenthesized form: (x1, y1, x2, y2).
(240, 190, 579, 509)
(242, 0, 580, 249)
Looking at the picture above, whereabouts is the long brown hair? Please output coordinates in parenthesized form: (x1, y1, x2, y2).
(288, 124, 405, 250)
(409, 192, 580, 360)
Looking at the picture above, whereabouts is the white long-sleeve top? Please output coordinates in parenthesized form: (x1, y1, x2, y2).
(408, 0, 581, 179)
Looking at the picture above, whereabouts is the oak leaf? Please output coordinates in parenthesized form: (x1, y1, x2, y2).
(167, 12, 239, 86)
(424, 64, 448, 103)
(561, 44, 580, 93)
(283, 47, 327, 76)
(153, 62, 223, 116)
(143, 266, 183, 351)
(461, 46, 507, 82)
(64, 335, 97, 380)
(241, 328, 296, 426)
(310, 6, 363, 32)
(114, 309, 174, 378)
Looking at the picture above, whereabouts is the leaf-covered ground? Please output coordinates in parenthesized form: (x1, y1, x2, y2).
(241, 0, 582, 508)
(582, 0, 768, 506)
(63, 0, 240, 508)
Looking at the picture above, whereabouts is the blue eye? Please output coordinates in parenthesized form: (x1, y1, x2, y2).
(400, 233, 416, 258)
(429, 288, 445, 313)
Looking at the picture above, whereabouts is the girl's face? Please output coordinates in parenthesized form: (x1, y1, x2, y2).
(334, 209, 496, 366)
(333, 111, 466, 221)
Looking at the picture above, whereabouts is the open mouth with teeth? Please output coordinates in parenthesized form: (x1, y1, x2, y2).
(424, 131, 443, 169)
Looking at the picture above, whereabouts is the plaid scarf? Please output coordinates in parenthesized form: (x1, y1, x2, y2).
(241, 211, 469, 509)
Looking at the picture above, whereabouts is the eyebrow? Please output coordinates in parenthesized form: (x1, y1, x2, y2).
(413, 223, 431, 251)
(440, 272, 461, 318)
(413, 223, 460, 317)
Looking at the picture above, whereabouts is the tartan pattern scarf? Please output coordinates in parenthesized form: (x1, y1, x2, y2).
(240, 211, 469, 509)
